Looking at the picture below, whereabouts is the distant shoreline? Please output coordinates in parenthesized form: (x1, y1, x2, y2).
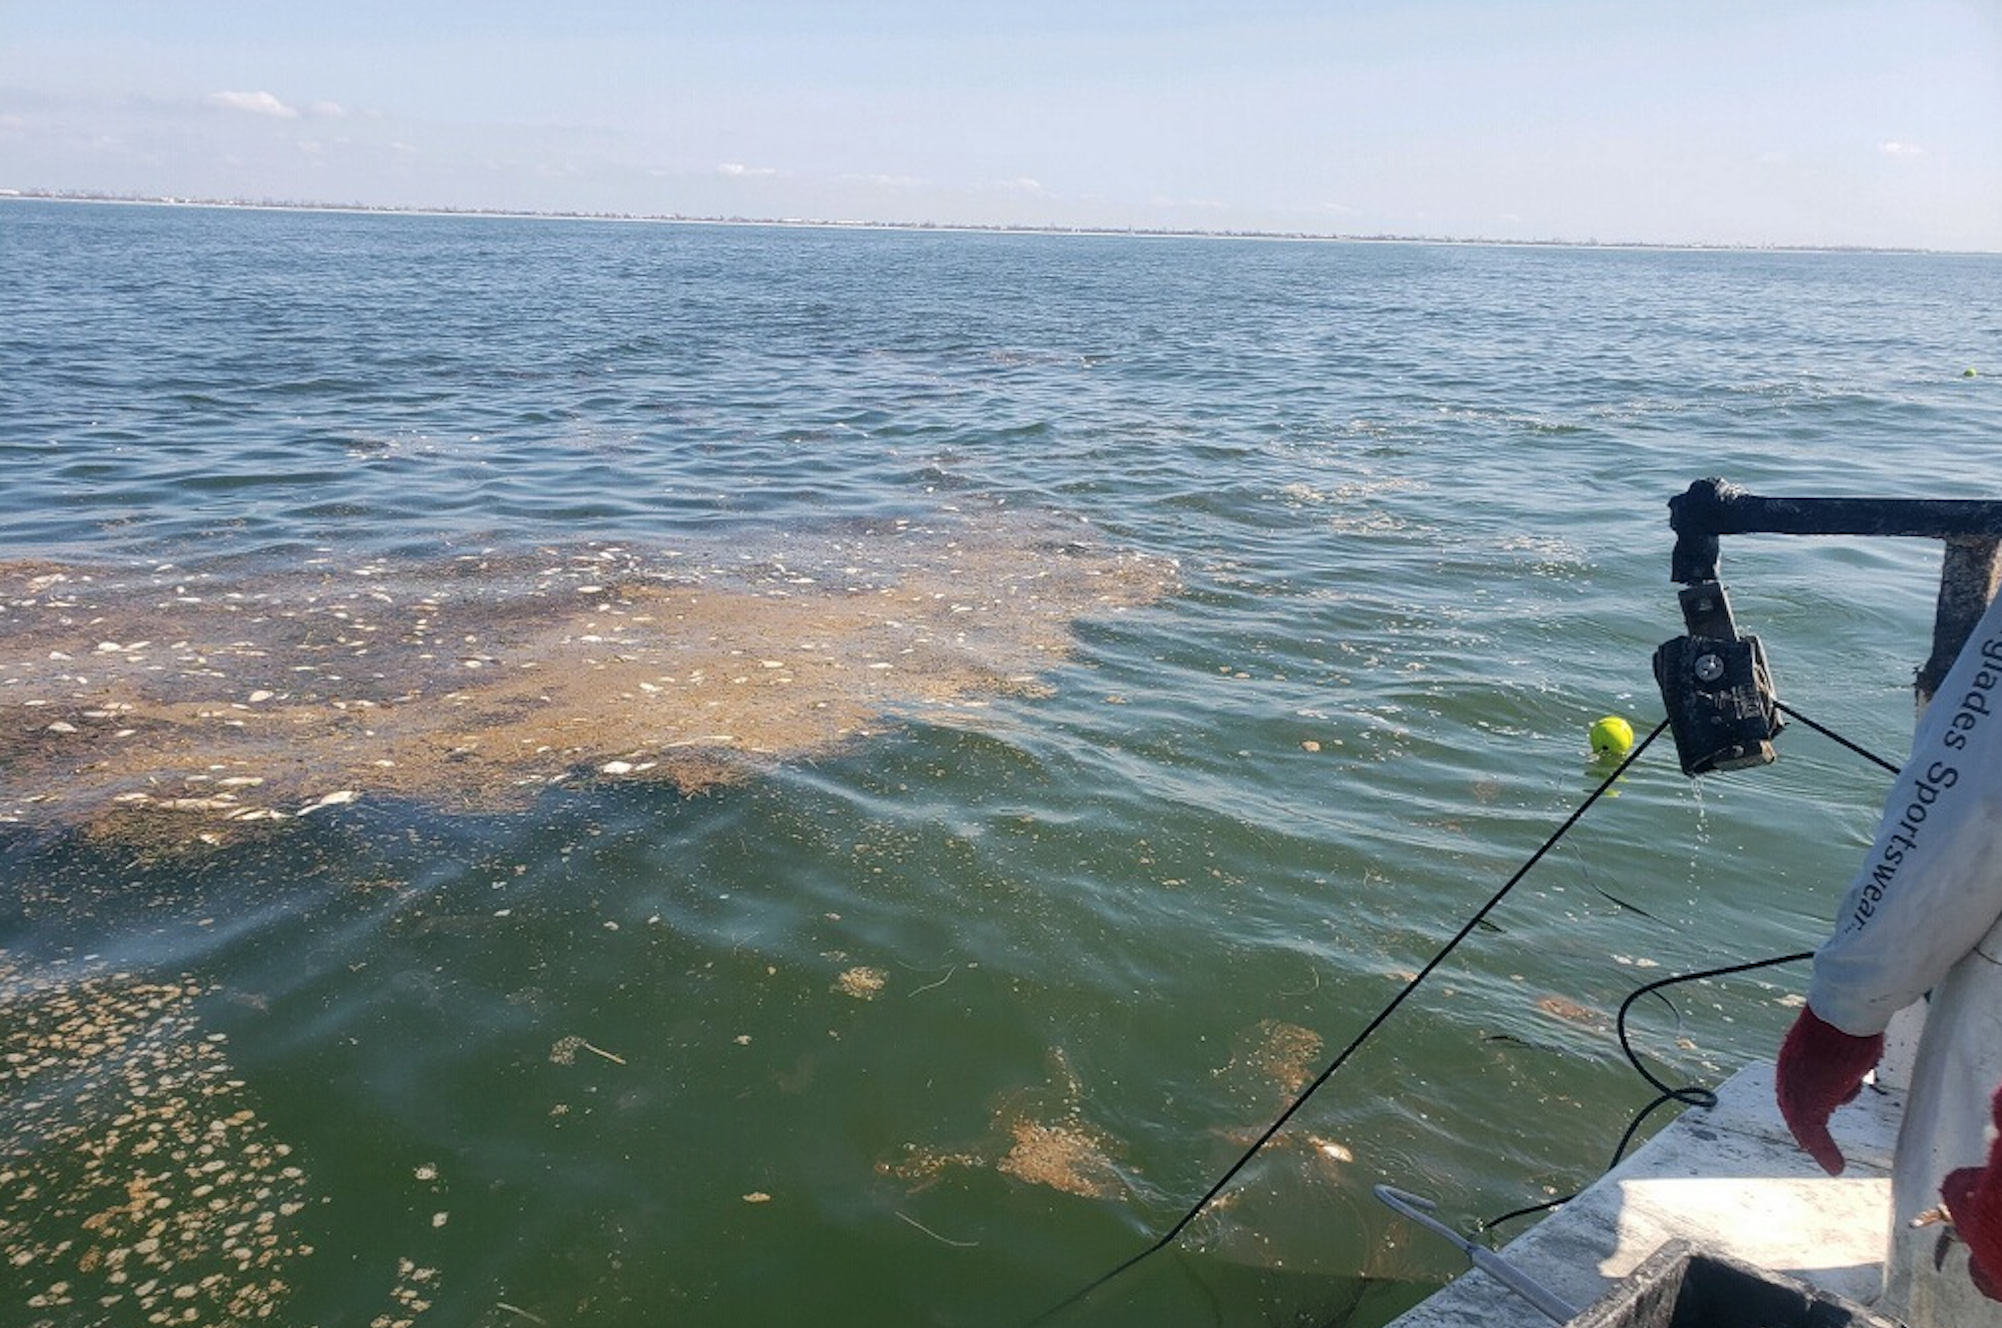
(2, 187, 1982, 257)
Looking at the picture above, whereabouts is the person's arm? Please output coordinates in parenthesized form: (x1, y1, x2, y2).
(1779, 594, 2002, 1173)
(1943, 1085, 2002, 1301)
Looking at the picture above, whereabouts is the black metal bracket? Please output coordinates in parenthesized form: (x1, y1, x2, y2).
(1667, 477, 2002, 706)
(1669, 477, 2002, 584)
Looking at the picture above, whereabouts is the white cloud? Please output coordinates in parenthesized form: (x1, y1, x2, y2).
(972, 176, 1048, 197)
(1879, 140, 1925, 156)
(717, 162, 776, 177)
(206, 90, 299, 119)
(307, 100, 347, 119)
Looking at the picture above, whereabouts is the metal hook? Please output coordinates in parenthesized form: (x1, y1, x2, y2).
(1373, 1184, 1581, 1324)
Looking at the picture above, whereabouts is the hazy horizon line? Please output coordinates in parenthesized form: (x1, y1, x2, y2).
(6, 186, 1994, 258)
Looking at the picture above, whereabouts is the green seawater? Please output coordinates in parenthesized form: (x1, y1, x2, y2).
(3, 200, 2000, 1326)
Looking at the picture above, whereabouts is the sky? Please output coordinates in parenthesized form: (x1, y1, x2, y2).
(3, 1, 1999, 251)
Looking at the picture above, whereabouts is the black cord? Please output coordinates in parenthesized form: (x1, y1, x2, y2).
(1032, 693, 1893, 1312)
(1616, 955, 1816, 1096)
(1482, 950, 1816, 1232)
(1484, 696, 1902, 1233)
(1776, 700, 1900, 775)
(1024, 717, 1671, 1325)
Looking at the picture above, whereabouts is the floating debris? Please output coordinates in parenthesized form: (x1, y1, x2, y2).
(1536, 993, 1608, 1029)
(0, 954, 315, 1325)
(297, 790, 360, 816)
(1310, 1136, 1354, 1164)
(996, 1117, 1126, 1200)
(894, 1210, 979, 1247)
(547, 1035, 626, 1066)
(833, 966, 889, 1001)
(0, 521, 1175, 848)
(1217, 1018, 1326, 1099)
(377, 1256, 441, 1328)
(880, 1049, 1130, 1202)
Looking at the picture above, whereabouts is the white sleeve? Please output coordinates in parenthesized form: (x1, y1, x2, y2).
(1807, 591, 2002, 1037)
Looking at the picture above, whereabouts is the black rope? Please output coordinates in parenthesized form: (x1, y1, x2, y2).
(1025, 717, 1671, 1325)
(1034, 695, 1899, 1310)
(1482, 697, 1903, 1234)
(1776, 700, 1900, 775)
(1615, 955, 1812, 1098)
(1482, 950, 1815, 1231)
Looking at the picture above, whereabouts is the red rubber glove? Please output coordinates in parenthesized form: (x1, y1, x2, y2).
(1775, 1006, 1884, 1176)
(1941, 1084, 2002, 1302)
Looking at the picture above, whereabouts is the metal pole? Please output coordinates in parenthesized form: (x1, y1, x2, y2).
(1373, 1185, 1582, 1324)
(1919, 536, 2002, 708)
(1667, 478, 2002, 586)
